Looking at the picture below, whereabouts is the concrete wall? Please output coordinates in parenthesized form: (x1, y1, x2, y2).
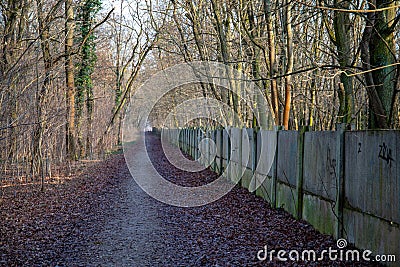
(344, 131, 400, 260)
(241, 128, 254, 190)
(302, 131, 338, 236)
(276, 131, 298, 216)
(170, 127, 400, 265)
(254, 130, 277, 204)
(229, 128, 242, 184)
(222, 129, 230, 178)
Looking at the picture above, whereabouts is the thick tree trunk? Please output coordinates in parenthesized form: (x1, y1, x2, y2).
(333, 0, 353, 124)
(361, 0, 397, 129)
(369, 0, 397, 128)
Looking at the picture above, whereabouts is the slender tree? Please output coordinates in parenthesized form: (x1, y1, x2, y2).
(65, 0, 76, 160)
(283, 0, 293, 129)
(264, 0, 280, 125)
(34, 0, 53, 187)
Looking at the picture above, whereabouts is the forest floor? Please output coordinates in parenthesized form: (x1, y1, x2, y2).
(0, 133, 381, 266)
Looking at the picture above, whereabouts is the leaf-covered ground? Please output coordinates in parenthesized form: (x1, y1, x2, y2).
(0, 134, 381, 266)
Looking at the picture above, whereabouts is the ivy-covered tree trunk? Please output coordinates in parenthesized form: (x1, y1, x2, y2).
(76, 0, 101, 159)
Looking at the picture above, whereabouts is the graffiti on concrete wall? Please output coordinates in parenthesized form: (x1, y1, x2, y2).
(378, 142, 395, 168)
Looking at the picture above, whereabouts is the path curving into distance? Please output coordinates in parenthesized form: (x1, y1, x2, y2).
(80, 133, 378, 267)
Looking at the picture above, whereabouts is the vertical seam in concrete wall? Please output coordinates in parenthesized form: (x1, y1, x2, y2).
(227, 128, 231, 179)
(219, 129, 223, 176)
(296, 126, 309, 220)
(252, 128, 257, 175)
(239, 128, 243, 187)
(272, 126, 282, 208)
(335, 124, 346, 239)
(251, 128, 258, 192)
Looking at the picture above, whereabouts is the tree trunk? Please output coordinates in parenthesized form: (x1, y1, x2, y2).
(33, 0, 52, 184)
(283, 0, 293, 130)
(360, 0, 397, 129)
(210, 0, 240, 126)
(264, 0, 280, 125)
(369, 0, 397, 128)
(333, 0, 353, 124)
(65, 0, 76, 159)
(1, 0, 20, 163)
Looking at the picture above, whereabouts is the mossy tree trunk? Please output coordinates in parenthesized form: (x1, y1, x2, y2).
(333, 0, 354, 124)
(364, 0, 398, 128)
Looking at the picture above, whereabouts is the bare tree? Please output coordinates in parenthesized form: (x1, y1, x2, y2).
(65, 0, 76, 159)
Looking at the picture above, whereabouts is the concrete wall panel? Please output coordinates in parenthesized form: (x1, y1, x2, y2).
(345, 131, 400, 223)
(303, 131, 337, 201)
(277, 131, 298, 186)
(256, 130, 277, 177)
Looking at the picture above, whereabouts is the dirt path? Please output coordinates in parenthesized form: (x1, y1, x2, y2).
(0, 133, 379, 266)
(81, 134, 378, 266)
(82, 164, 173, 266)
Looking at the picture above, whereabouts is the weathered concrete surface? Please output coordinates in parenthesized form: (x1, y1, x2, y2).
(229, 128, 242, 184)
(197, 130, 205, 166)
(208, 131, 217, 169)
(255, 130, 277, 177)
(277, 131, 298, 186)
(301, 131, 338, 236)
(189, 129, 192, 156)
(275, 131, 298, 216)
(221, 129, 230, 178)
(241, 169, 253, 191)
(198, 130, 213, 167)
(254, 130, 277, 202)
(276, 183, 297, 216)
(222, 128, 230, 160)
(176, 127, 400, 265)
(344, 130, 400, 264)
(302, 194, 337, 236)
(216, 130, 222, 158)
(194, 129, 200, 160)
(241, 129, 253, 190)
(345, 131, 399, 223)
(215, 130, 222, 173)
(241, 128, 254, 169)
(255, 174, 274, 203)
(303, 131, 337, 201)
(230, 128, 241, 164)
(344, 208, 399, 266)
